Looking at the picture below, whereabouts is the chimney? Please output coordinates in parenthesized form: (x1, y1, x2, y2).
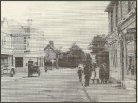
(27, 19, 32, 33)
(49, 41, 54, 47)
(27, 19, 32, 26)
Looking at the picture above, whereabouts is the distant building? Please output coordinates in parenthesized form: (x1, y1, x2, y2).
(105, 1, 136, 88)
(1, 17, 13, 67)
(44, 41, 60, 68)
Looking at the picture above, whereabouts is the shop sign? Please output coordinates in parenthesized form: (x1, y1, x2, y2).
(126, 28, 136, 42)
(118, 9, 136, 26)
(127, 28, 136, 33)
(12, 34, 30, 37)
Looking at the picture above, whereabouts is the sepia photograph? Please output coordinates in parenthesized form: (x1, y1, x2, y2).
(1, 1, 136, 102)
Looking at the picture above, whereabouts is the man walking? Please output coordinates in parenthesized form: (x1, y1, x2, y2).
(77, 62, 84, 82)
(84, 63, 91, 87)
(77, 67, 83, 82)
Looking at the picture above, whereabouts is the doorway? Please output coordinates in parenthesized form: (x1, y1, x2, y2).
(15, 57, 23, 67)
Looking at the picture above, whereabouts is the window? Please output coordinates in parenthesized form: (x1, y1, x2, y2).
(3, 36, 6, 45)
(24, 45, 26, 50)
(127, 56, 135, 76)
(116, 2, 119, 26)
(128, 1, 131, 13)
(24, 36, 26, 44)
(111, 10, 113, 32)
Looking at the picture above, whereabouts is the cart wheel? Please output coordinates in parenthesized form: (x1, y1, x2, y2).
(28, 74, 30, 77)
(28, 72, 31, 77)
(45, 69, 47, 72)
(10, 70, 14, 77)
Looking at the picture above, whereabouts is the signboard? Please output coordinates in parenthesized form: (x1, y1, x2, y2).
(127, 28, 136, 33)
(126, 28, 136, 42)
(12, 34, 30, 37)
(118, 9, 136, 26)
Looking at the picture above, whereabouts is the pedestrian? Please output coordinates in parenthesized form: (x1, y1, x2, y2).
(95, 65, 100, 84)
(99, 64, 105, 84)
(84, 62, 91, 87)
(77, 66, 83, 82)
(103, 63, 109, 84)
(91, 63, 96, 84)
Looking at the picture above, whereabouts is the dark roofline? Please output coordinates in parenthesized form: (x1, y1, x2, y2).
(44, 44, 60, 54)
(104, 1, 115, 12)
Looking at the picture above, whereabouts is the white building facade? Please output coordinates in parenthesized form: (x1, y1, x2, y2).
(105, 1, 136, 89)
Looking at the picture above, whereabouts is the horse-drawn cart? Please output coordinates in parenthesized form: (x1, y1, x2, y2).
(28, 62, 40, 77)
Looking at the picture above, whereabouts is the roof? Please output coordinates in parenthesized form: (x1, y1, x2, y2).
(9, 26, 25, 34)
(44, 44, 60, 54)
(104, 1, 115, 12)
(23, 27, 30, 33)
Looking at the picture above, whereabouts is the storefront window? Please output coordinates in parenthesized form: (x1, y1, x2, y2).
(127, 55, 135, 79)
(126, 31, 136, 80)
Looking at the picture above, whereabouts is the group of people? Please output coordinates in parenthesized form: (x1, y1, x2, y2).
(77, 61, 109, 87)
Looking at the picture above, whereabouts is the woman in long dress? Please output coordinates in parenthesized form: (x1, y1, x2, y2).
(95, 66, 100, 83)
(91, 63, 96, 83)
(99, 64, 105, 84)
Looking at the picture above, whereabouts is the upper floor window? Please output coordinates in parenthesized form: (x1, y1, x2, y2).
(116, 2, 119, 26)
(111, 10, 113, 32)
(3, 36, 6, 45)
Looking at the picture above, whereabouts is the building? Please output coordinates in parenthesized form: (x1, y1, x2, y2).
(8, 19, 44, 72)
(105, 1, 136, 89)
(1, 17, 13, 67)
(44, 41, 60, 68)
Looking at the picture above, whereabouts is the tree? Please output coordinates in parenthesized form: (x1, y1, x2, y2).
(69, 42, 84, 56)
(89, 35, 108, 66)
(88, 35, 107, 53)
(69, 42, 84, 63)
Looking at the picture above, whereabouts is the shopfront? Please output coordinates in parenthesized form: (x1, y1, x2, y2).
(1, 47, 13, 66)
(125, 28, 136, 81)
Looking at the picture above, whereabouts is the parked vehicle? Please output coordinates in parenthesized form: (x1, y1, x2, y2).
(28, 62, 40, 77)
(1, 65, 15, 77)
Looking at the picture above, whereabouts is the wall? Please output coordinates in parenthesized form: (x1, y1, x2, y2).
(13, 36, 24, 50)
(1, 18, 12, 48)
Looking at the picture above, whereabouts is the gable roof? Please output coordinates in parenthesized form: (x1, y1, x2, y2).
(23, 26, 30, 33)
(104, 1, 115, 12)
(44, 44, 60, 54)
(1, 17, 11, 34)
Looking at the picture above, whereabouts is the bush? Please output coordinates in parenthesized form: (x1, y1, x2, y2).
(58, 58, 79, 68)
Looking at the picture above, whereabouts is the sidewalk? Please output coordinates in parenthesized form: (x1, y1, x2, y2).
(1, 67, 45, 81)
(81, 76, 136, 102)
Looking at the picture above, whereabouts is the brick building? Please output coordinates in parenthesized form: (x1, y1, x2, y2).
(44, 41, 60, 68)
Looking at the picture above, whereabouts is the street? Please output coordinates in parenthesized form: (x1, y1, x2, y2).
(1, 68, 92, 102)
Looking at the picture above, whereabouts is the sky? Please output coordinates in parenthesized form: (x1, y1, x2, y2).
(1, 1, 110, 53)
